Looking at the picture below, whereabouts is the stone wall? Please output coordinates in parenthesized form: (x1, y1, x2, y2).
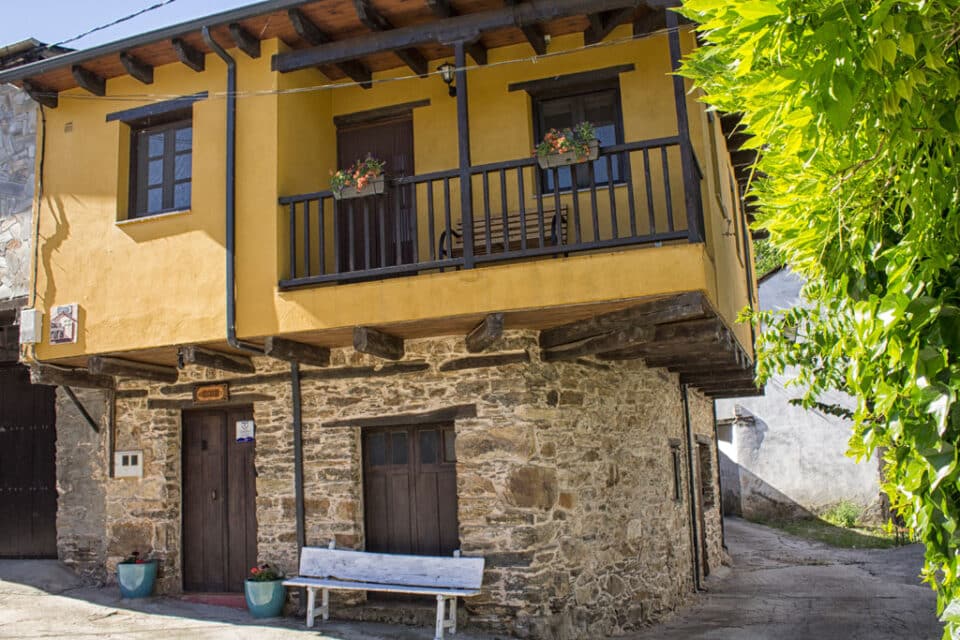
(55, 387, 109, 584)
(84, 331, 716, 638)
(0, 84, 35, 302)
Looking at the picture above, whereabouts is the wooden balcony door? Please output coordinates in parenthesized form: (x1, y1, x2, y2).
(0, 365, 57, 558)
(336, 116, 415, 273)
(362, 424, 459, 556)
(182, 407, 258, 593)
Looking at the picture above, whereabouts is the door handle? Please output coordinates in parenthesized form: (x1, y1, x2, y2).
(211, 489, 217, 501)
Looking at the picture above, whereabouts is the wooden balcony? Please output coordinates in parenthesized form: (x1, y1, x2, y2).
(279, 137, 704, 289)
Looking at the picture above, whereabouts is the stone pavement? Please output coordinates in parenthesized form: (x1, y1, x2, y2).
(626, 517, 941, 640)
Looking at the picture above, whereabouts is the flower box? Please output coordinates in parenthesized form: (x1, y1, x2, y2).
(537, 139, 600, 169)
(117, 559, 158, 598)
(333, 174, 386, 200)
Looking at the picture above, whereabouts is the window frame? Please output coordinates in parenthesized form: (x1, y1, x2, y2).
(128, 113, 193, 219)
(531, 82, 626, 194)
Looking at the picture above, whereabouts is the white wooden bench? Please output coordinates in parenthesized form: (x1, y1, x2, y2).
(283, 542, 485, 640)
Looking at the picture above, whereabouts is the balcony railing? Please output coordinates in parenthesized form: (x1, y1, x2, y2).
(278, 137, 704, 289)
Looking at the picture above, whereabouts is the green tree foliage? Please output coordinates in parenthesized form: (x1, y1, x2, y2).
(678, 1, 960, 635)
(753, 237, 785, 277)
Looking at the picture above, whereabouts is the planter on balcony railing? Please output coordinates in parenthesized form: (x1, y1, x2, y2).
(332, 175, 386, 200)
(536, 139, 599, 169)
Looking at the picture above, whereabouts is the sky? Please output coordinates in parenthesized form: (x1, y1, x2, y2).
(0, 0, 256, 51)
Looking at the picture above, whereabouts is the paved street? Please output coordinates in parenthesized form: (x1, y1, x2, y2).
(627, 517, 940, 640)
(0, 518, 940, 639)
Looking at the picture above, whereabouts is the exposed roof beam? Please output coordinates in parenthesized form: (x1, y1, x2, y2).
(287, 8, 373, 88)
(179, 345, 255, 374)
(354, 326, 404, 360)
(584, 7, 634, 45)
(353, 0, 428, 76)
(264, 336, 330, 367)
(274, 0, 645, 73)
(229, 22, 261, 58)
(172, 37, 205, 72)
(71, 65, 106, 96)
(505, 0, 547, 55)
(21, 79, 57, 108)
(30, 364, 115, 390)
(119, 51, 154, 84)
(465, 313, 504, 353)
(425, 0, 488, 65)
(88, 356, 179, 383)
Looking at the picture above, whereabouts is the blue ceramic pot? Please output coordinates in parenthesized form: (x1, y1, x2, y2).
(117, 560, 157, 598)
(244, 579, 285, 618)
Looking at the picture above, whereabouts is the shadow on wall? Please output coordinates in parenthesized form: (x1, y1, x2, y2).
(719, 450, 814, 521)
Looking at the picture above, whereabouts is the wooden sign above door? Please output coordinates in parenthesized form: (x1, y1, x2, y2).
(194, 383, 229, 403)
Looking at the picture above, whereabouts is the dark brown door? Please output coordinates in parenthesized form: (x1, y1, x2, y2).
(697, 442, 712, 577)
(336, 117, 415, 273)
(363, 424, 458, 556)
(0, 365, 57, 558)
(182, 407, 258, 592)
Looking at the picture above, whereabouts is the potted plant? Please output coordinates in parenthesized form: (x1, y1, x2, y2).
(116, 551, 158, 599)
(330, 155, 387, 200)
(244, 563, 286, 618)
(535, 121, 599, 169)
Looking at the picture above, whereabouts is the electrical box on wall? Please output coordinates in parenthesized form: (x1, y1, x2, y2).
(19, 308, 41, 344)
(114, 450, 143, 478)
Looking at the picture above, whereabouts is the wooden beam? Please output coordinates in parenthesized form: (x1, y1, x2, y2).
(119, 52, 154, 84)
(88, 356, 179, 383)
(172, 38, 205, 72)
(425, 0, 489, 64)
(504, 0, 547, 55)
(680, 371, 756, 387)
(539, 292, 709, 350)
(148, 393, 275, 410)
(542, 325, 654, 362)
(21, 80, 57, 108)
(584, 8, 634, 45)
(353, 0, 428, 76)
(706, 387, 764, 399)
(353, 326, 404, 360)
(323, 404, 476, 428)
(264, 336, 330, 367)
(179, 346, 255, 374)
(30, 365, 114, 390)
(632, 8, 666, 36)
(229, 23, 261, 58)
(287, 8, 373, 88)
(465, 313, 504, 352)
(439, 351, 529, 372)
(71, 65, 106, 96)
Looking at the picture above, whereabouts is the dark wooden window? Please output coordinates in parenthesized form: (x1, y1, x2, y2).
(130, 116, 192, 218)
(534, 86, 624, 192)
(670, 440, 683, 502)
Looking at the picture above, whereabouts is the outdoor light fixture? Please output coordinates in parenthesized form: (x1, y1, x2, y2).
(437, 62, 456, 97)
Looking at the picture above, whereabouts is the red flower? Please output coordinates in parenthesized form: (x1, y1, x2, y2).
(251, 567, 260, 575)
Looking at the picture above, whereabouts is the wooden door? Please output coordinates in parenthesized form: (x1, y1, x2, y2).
(696, 442, 711, 577)
(363, 424, 458, 556)
(336, 117, 415, 272)
(182, 407, 258, 592)
(0, 365, 57, 558)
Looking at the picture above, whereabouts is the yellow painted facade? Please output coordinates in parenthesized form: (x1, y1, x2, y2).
(30, 27, 755, 362)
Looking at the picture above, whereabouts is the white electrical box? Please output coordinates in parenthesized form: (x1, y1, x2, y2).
(19, 308, 42, 345)
(115, 450, 144, 478)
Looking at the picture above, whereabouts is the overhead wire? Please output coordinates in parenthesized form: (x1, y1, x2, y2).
(50, 0, 180, 48)
(30, 24, 685, 103)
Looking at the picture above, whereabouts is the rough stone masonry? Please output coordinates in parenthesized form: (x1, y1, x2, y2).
(57, 330, 723, 639)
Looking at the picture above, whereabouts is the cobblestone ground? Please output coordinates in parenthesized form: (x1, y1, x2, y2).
(625, 517, 941, 640)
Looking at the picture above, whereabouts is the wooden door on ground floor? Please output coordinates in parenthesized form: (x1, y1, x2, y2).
(362, 423, 459, 556)
(0, 365, 57, 558)
(182, 407, 258, 592)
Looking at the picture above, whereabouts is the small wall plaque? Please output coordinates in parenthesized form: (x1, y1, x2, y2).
(194, 383, 229, 403)
(49, 303, 78, 344)
(115, 450, 143, 478)
(236, 420, 255, 443)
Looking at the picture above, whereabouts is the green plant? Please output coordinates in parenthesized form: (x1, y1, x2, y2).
(119, 550, 151, 565)
(535, 121, 596, 159)
(823, 501, 862, 529)
(679, 1, 960, 636)
(248, 563, 282, 582)
(330, 154, 385, 194)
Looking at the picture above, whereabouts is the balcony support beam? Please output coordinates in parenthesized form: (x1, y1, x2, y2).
(465, 313, 504, 352)
(88, 356, 179, 383)
(30, 364, 115, 390)
(119, 52, 154, 84)
(229, 23, 261, 58)
(665, 10, 703, 243)
(354, 326, 405, 360)
(264, 336, 331, 367)
(179, 346, 256, 374)
(172, 38, 205, 72)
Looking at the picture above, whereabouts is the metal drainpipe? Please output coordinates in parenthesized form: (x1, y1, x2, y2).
(201, 26, 262, 356)
(291, 361, 306, 611)
(682, 384, 703, 591)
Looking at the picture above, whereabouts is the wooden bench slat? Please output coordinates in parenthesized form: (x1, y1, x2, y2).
(297, 547, 484, 590)
(282, 576, 480, 597)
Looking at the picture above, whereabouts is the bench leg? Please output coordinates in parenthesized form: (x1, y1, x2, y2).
(435, 594, 446, 640)
(448, 596, 458, 634)
(306, 588, 316, 628)
(321, 588, 330, 621)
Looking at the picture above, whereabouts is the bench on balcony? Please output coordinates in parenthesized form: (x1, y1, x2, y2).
(283, 542, 485, 640)
(438, 205, 568, 259)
